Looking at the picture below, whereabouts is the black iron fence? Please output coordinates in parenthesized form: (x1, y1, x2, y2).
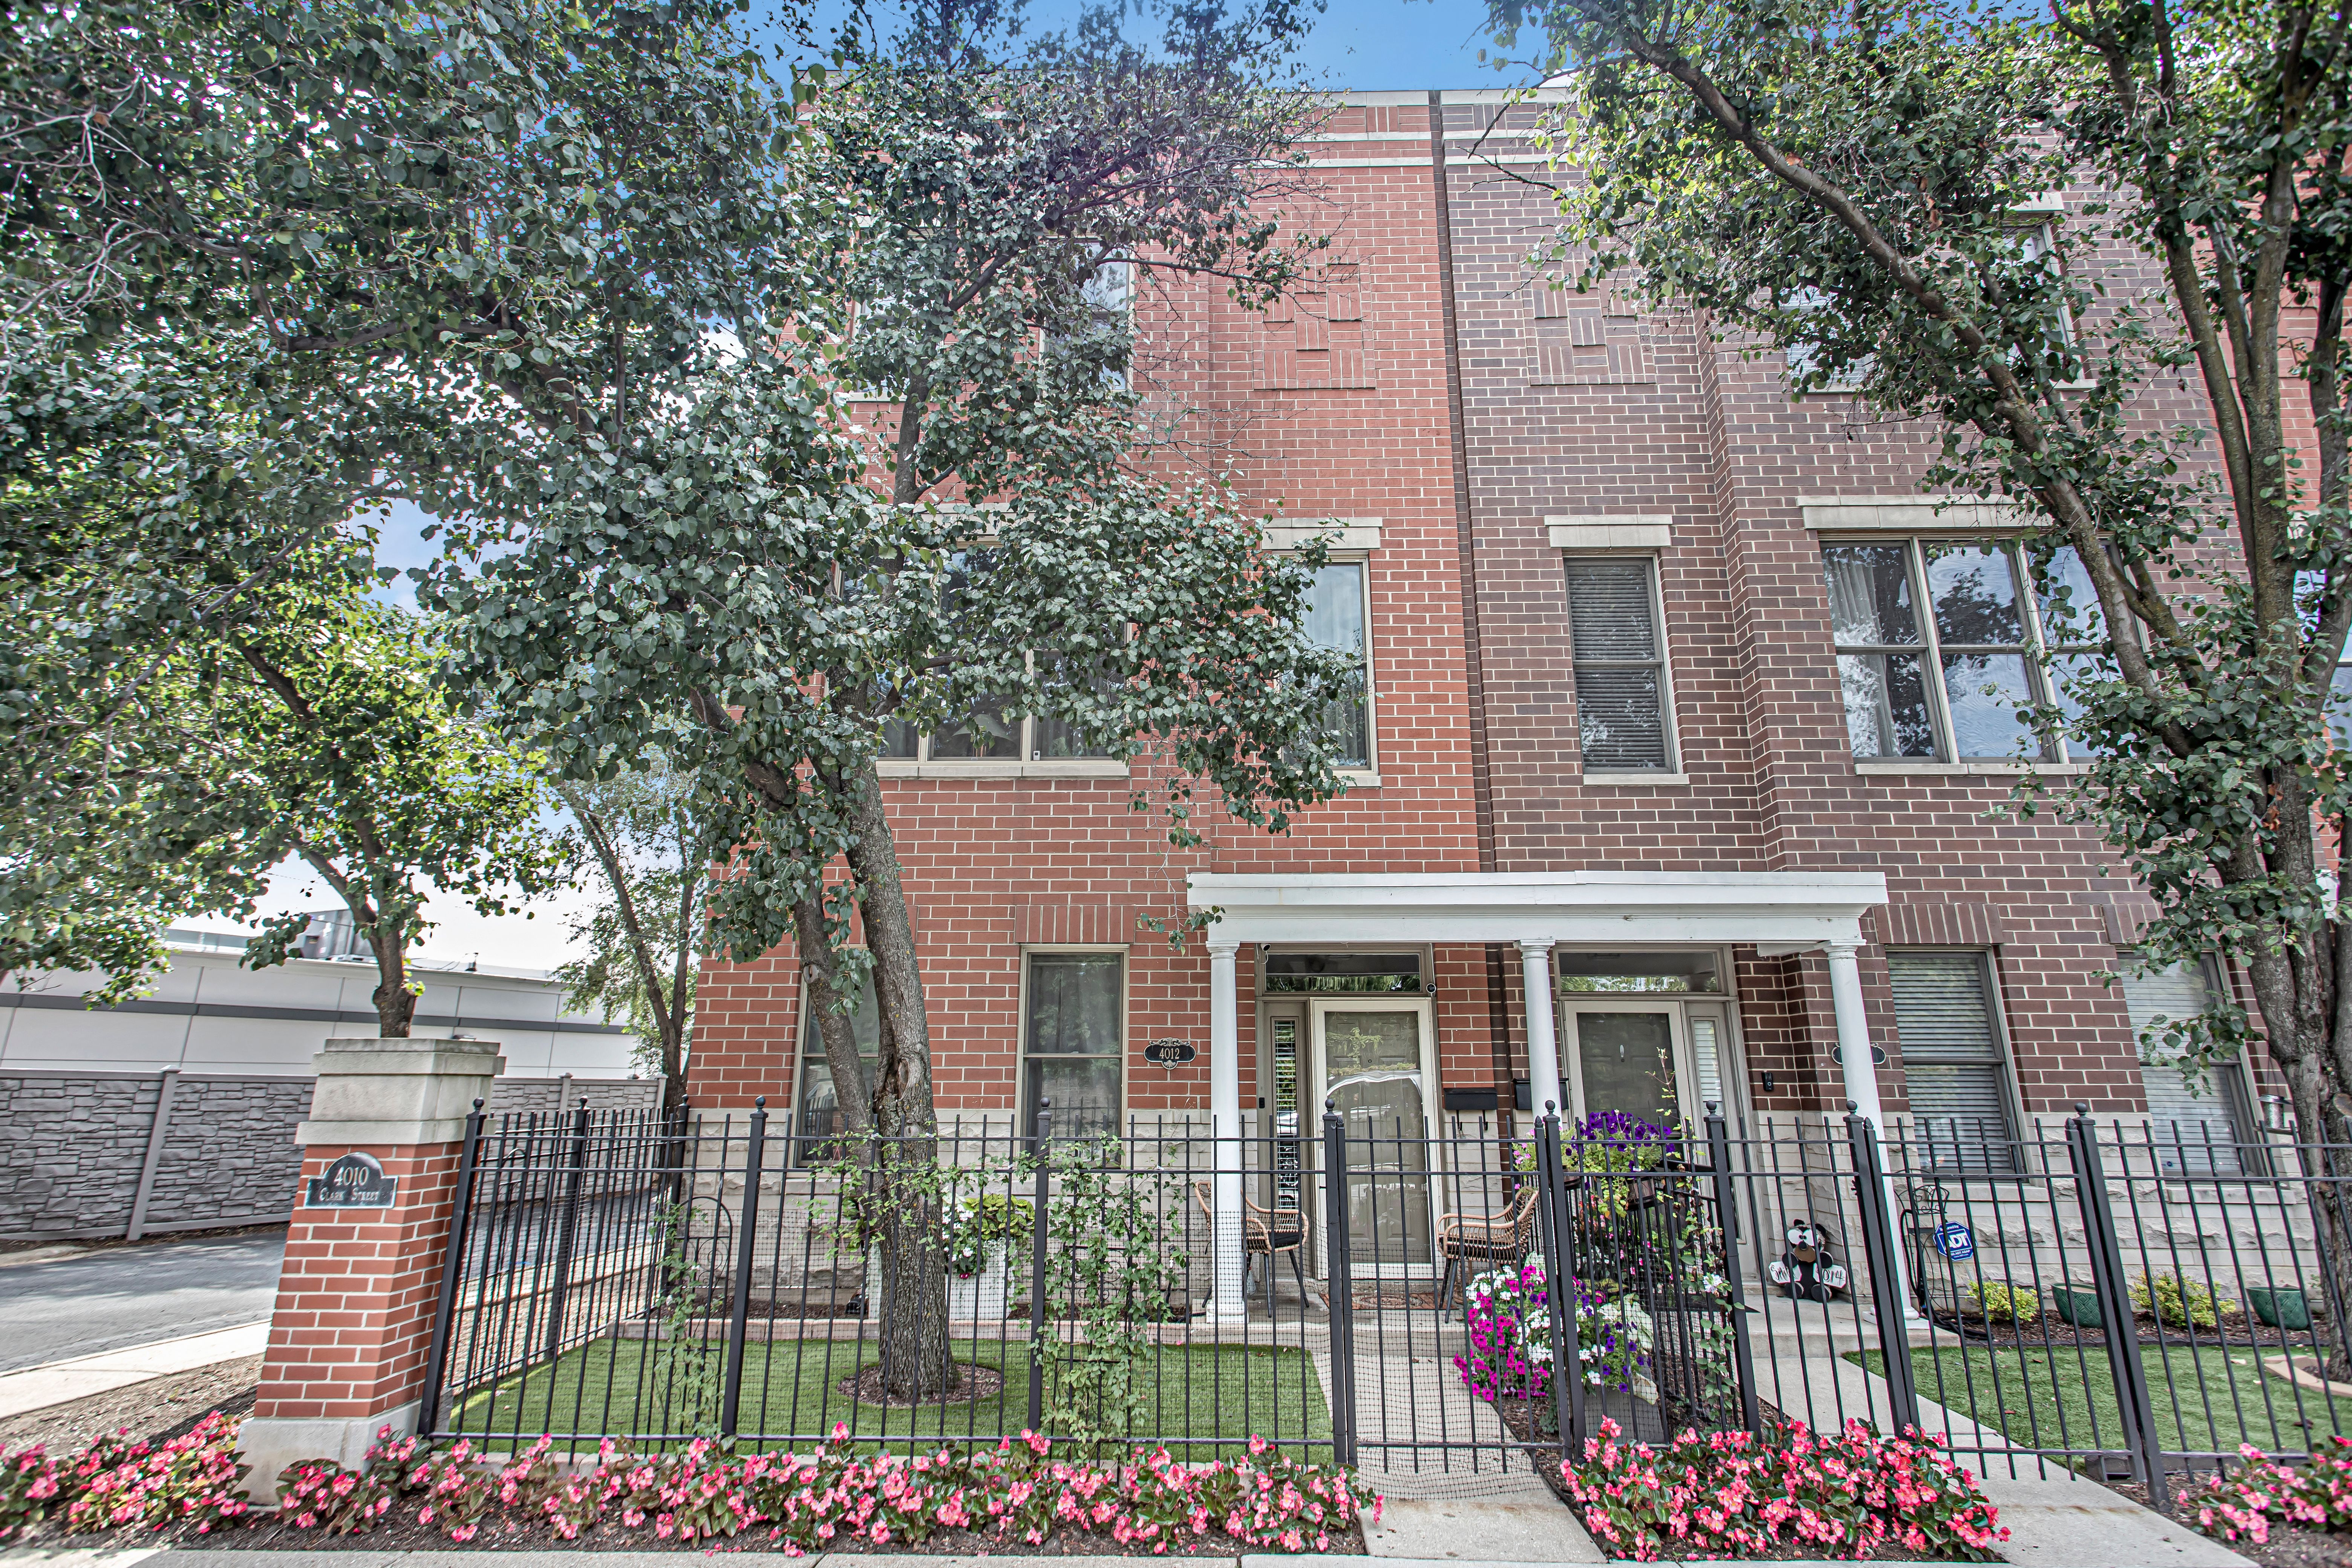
(414, 1096, 2352, 1507)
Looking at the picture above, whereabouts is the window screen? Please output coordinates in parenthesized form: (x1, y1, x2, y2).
(1565, 557, 1673, 770)
(1023, 952, 1124, 1142)
(1888, 951, 2019, 1172)
(2124, 958, 2253, 1175)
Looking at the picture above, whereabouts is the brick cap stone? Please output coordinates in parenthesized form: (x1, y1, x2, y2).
(236, 1399, 419, 1500)
(297, 1036, 504, 1147)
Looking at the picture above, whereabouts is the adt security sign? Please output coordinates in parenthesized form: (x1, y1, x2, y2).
(1937, 1221, 1975, 1262)
(306, 1151, 398, 1209)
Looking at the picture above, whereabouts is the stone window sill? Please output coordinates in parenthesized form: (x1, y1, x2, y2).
(876, 760, 1130, 781)
(1854, 761, 2090, 778)
(1581, 771, 1690, 787)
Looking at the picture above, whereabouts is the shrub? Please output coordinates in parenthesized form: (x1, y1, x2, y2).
(1558, 1416, 2008, 1562)
(1967, 1282, 2041, 1324)
(63, 1414, 248, 1535)
(2133, 1271, 2233, 1331)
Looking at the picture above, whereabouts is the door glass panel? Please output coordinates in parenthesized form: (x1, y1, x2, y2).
(1575, 1011, 1679, 1130)
(1332, 1073, 1431, 1266)
(1326, 1011, 1419, 1076)
(1325, 1008, 1430, 1267)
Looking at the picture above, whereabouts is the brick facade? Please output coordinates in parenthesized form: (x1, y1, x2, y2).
(688, 90, 2275, 1149)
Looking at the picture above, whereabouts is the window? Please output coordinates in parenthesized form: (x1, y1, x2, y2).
(1263, 951, 1425, 994)
(2035, 544, 2115, 756)
(1888, 951, 2020, 1172)
(1022, 951, 1125, 1142)
(795, 962, 881, 1164)
(2124, 956, 2260, 1175)
(1305, 561, 1374, 771)
(1823, 538, 2055, 763)
(1564, 557, 1676, 772)
(874, 550, 1119, 767)
(1557, 950, 1723, 994)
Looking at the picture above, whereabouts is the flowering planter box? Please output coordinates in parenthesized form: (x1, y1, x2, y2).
(865, 1243, 1012, 1320)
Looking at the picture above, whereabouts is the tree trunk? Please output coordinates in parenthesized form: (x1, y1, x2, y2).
(839, 757, 953, 1399)
(373, 924, 414, 1037)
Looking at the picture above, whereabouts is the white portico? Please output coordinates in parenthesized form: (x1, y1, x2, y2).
(1187, 869, 1890, 1321)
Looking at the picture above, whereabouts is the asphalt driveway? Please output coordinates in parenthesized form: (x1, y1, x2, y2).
(0, 1228, 285, 1372)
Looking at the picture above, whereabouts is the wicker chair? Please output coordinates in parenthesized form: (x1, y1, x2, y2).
(1437, 1182, 1540, 1309)
(1193, 1180, 1309, 1314)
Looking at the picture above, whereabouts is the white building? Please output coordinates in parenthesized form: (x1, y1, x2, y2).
(0, 919, 639, 1079)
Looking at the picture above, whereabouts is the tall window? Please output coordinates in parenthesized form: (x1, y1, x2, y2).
(1563, 557, 1676, 772)
(795, 964, 880, 1164)
(2124, 956, 2259, 1175)
(1823, 538, 2053, 762)
(1888, 950, 2020, 1172)
(1022, 951, 1125, 1141)
(1305, 562, 1373, 770)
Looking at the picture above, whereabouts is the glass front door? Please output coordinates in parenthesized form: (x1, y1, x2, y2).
(1313, 1000, 1433, 1269)
(1564, 1001, 1690, 1132)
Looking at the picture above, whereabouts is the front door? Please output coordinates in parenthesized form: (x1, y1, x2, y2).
(1562, 997, 1690, 1130)
(1311, 998, 1436, 1272)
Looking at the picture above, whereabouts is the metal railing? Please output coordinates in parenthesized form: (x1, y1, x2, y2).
(412, 1095, 2352, 1505)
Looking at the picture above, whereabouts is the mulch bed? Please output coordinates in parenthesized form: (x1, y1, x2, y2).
(2099, 1474, 2352, 1568)
(834, 1360, 1005, 1407)
(1929, 1303, 2332, 1352)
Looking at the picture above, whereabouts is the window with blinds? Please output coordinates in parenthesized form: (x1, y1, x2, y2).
(2124, 957, 2255, 1175)
(1888, 951, 2020, 1172)
(1564, 557, 1675, 771)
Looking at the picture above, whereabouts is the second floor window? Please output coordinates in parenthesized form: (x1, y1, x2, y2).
(880, 651, 1121, 764)
(1823, 538, 2053, 763)
(1564, 557, 1676, 772)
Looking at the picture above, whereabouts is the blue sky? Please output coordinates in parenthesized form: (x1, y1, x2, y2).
(784, 2, 1524, 92)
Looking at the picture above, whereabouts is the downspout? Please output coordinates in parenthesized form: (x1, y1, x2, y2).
(1427, 90, 1519, 1123)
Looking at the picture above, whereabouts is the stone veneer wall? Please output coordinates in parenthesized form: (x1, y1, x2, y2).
(0, 1069, 659, 1242)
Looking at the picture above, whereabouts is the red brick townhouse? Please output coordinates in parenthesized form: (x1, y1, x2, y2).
(689, 91, 2272, 1307)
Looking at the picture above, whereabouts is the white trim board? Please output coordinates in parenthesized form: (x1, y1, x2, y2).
(1188, 870, 1887, 948)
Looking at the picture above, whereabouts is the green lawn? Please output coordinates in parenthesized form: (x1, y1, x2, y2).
(449, 1335, 1331, 1456)
(1850, 1344, 2352, 1458)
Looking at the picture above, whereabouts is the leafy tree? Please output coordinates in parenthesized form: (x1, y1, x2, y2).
(1484, 0, 2352, 1352)
(221, 561, 560, 1036)
(551, 755, 706, 1112)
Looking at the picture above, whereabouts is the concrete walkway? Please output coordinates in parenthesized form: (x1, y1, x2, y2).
(0, 1323, 270, 1420)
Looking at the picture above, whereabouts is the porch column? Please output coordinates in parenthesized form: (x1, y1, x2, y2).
(1207, 939, 1246, 1323)
(1825, 941, 1886, 1125)
(1517, 938, 1563, 1121)
(1826, 940, 1914, 1318)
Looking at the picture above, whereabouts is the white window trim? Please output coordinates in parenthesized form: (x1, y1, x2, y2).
(1017, 943, 1132, 1139)
(1560, 551, 1683, 779)
(1823, 533, 2067, 768)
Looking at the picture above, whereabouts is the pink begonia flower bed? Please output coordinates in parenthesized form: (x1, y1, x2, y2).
(2178, 1438, 2352, 1548)
(5, 1417, 1372, 1556)
(1557, 1416, 2010, 1562)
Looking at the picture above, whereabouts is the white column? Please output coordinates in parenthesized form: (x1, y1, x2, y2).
(1825, 942, 1885, 1126)
(1208, 940, 1247, 1323)
(1825, 940, 1914, 1318)
(1518, 939, 1563, 1121)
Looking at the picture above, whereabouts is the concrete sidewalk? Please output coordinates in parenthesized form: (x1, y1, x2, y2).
(0, 1548, 2260, 1567)
(0, 1323, 270, 1421)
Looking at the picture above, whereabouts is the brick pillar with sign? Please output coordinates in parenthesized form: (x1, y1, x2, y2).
(237, 1036, 502, 1496)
